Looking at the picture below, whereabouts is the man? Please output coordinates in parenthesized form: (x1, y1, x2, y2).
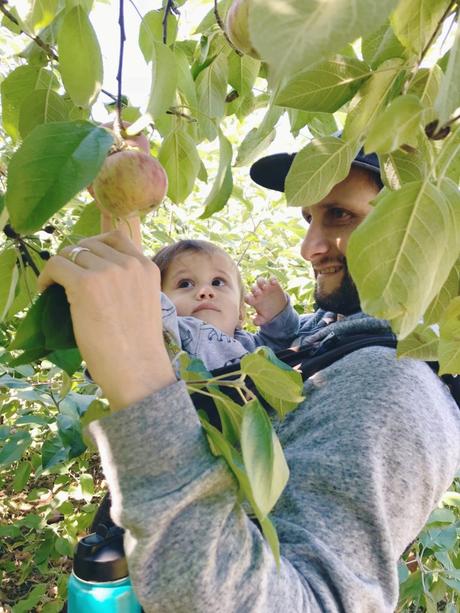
(39, 151, 460, 612)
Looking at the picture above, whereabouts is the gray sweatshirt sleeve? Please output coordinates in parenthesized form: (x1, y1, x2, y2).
(236, 297, 300, 353)
(88, 347, 460, 612)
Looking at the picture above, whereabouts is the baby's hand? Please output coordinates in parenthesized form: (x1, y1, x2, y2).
(245, 277, 287, 326)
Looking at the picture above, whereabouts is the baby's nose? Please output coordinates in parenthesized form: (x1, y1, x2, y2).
(198, 285, 215, 299)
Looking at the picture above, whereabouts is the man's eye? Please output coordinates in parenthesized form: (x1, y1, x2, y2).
(177, 279, 193, 289)
(329, 208, 352, 221)
(212, 277, 225, 287)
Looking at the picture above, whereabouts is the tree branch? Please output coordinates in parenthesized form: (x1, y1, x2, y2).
(419, 0, 457, 65)
(214, 0, 242, 56)
(115, 0, 126, 136)
(162, 0, 177, 44)
(0, 0, 58, 61)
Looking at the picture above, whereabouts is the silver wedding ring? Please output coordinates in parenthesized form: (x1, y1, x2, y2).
(68, 246, 91, 264)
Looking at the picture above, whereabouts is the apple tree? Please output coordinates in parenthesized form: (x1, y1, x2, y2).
(0, 0, 459, 610)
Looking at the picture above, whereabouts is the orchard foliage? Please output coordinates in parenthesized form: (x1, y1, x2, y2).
(0, 0, 460, 610)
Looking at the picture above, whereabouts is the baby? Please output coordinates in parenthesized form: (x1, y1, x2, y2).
(153, 240, 300, 371)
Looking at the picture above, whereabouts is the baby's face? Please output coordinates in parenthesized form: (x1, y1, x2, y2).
(162, 251, 243, 337)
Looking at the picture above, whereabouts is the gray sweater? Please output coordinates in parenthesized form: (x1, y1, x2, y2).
(88, 312, 460, 612)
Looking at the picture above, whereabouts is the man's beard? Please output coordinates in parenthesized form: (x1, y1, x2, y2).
(313, 257, 361, 315)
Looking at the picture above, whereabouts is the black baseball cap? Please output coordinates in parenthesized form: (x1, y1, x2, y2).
(249, 147, 381, 192)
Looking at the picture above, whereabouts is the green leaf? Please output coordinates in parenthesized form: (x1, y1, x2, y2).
(249, 0, 398, 84)
(12, 461, 32, 492)
(80, 399, 110, 436)
(348, 180, 460, 339)
(194, 0, 232, 34)
(259, 515, 280, 569)
(391, 0, 451, 57)
(8, 348, 50, 369)
(12, 584, 47, 613)
(436, 125, 460, 185)
(196, 54, 228, 141)
(364, 95, 424, 154)
(343, 58, 405, 142)
(285, 136, 355, 208)
(41, 436, 69, 469)
(241, 399, 289, 517)
(379, 147, 427, 190)
(158, 126, 201, 203)
(0, 65, 58, 140)
(441, 490, 460, 507)
(54, 536, 74, 557)
(308, 113, 340, 138)
(407, 66, 443, 111)
(47, 348, 82, 376)
(396, 324, 439, 361)
(200, 129, 233, 218)
(147, 42, 178, 120)
(7, 263, 39, 320)
(59, 201, 101, 249)
(438, 296, 460, 375)
(57, 405, 86, 458)
(178, 352, 213, 381)
(5, 121, 113, 234)
(57, 5, 103, 108)
(241, 348, 304, 418)
(361, 21, 407, 69)
(235, 102, 283, 167)
(0, 431, 32, 466)
(424, 260, 460, 325)
(41, 284, 76, 350)
(139, 9, 178, 61)
(212, 390, 244, 446)
(175, 46, 198, 111)
(0, 248, 19, 322)
(275, 56, 370, 113)
(228, 52, 261, 97)
(8, 291, 47, 351)
(18, 89, 69, 138)
(80, 472, 94, 502)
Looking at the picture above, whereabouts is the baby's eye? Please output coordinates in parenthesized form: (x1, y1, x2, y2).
(212, 277, 226, 287)
(177, 279, 193, 289)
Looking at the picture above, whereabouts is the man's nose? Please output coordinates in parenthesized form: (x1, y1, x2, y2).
(197, 284, 215, 299)
(300, 222, 329, 261)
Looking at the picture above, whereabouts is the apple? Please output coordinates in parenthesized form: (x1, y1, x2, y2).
(225, 0, 259, 59)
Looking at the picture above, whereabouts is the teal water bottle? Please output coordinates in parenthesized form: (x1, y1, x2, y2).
(67, 523, 142, 612)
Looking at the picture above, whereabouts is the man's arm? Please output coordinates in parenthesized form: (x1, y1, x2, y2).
(88, 346, 460, 612)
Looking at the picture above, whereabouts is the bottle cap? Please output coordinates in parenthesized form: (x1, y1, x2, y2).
(73, 523, 129, 582)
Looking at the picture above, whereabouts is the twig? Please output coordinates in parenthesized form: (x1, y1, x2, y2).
(214, 0, 242, 56)
(101, 88, 118, 102)
(0, 0, 58, 61)
(17, 241, 40, 277)
(162, 0, 176, 45)
(419, 0, 457, 65)
(115, 0, 126, 137)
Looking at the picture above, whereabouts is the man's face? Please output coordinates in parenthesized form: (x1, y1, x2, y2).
(300, 167, 379, 315)
(162, 251, 243, 337)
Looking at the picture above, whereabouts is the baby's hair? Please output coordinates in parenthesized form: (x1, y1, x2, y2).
(152, 239, 246, 309)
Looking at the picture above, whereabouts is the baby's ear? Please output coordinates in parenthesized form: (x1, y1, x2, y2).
(239, 301, 247, 325)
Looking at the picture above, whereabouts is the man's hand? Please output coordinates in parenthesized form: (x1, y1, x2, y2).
(245, 276, 288, 326)
(38, 231, 175, 411)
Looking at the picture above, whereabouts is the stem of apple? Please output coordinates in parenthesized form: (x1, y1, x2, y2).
(115, 0, 126, 139)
